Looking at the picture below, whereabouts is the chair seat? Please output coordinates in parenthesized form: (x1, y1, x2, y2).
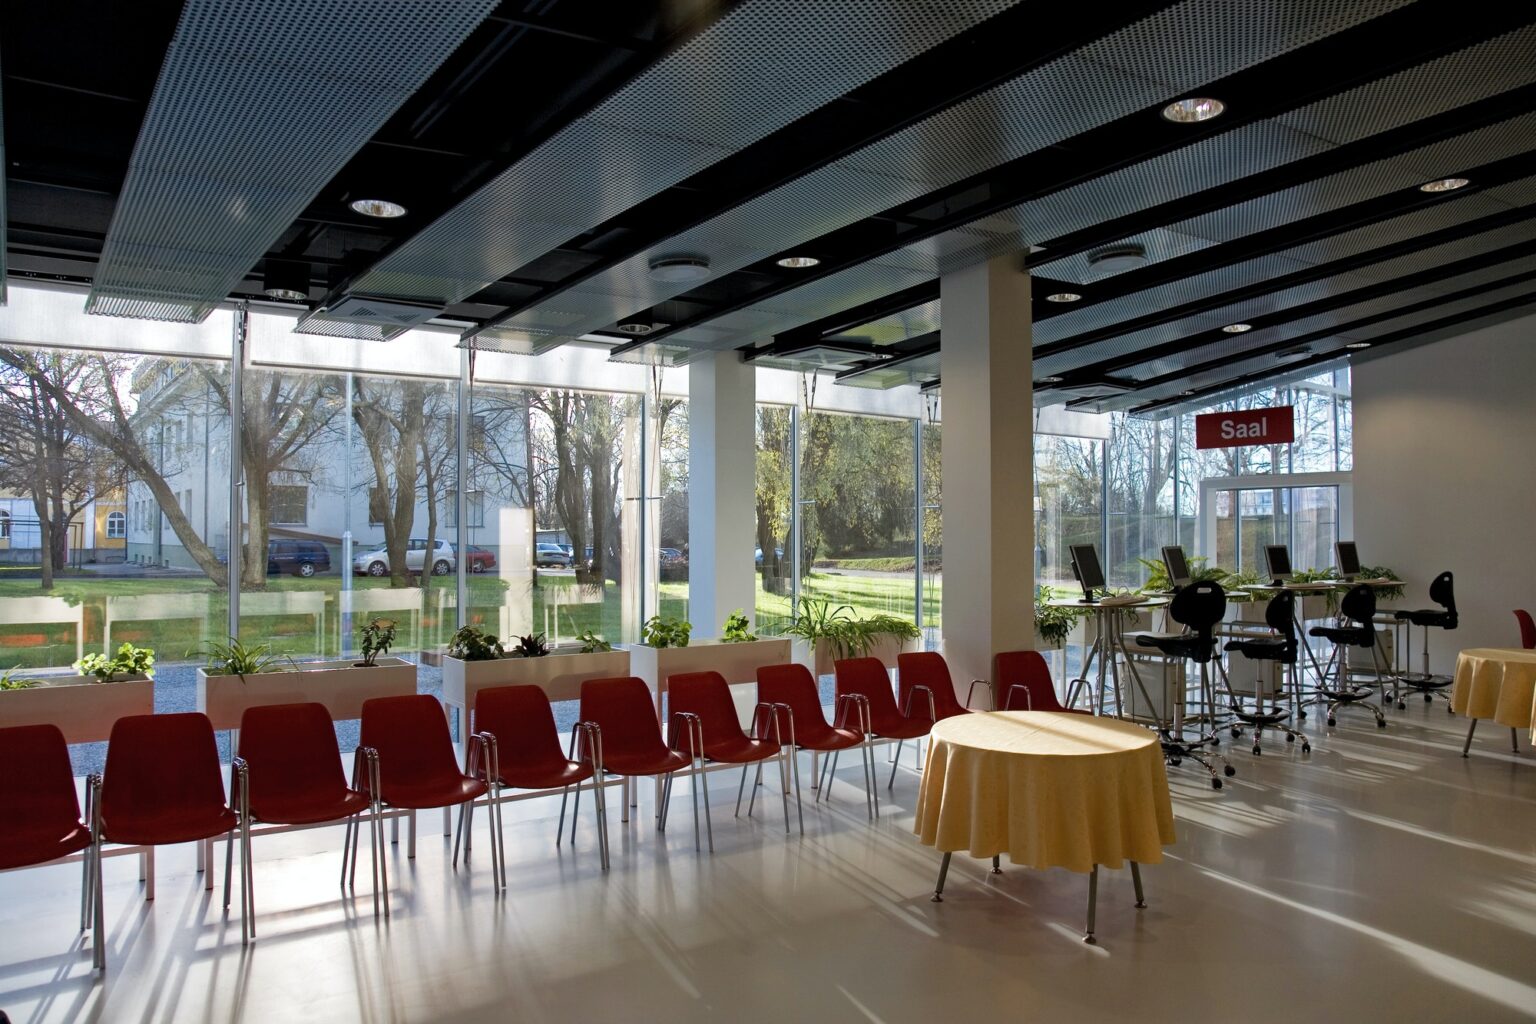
(104, 805, 239, 846)
(602, 750, 692, 777)
(1309, 624, 1375, 647)
(378, 776, 487, 811)
(0, 822, 92, 870)
(869, 716, 932, 740)
(499, 760, 593, 792)
(695, 735, 782, 764)
(795, 725, 865, 752)
(250, 788, 370, 827)
(1223, 637, 1295, 662)
(1395, 608, 1455, 627)
(1135, 634, 1208, 659)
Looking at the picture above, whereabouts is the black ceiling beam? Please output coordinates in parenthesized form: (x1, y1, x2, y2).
(1124, 290, 1536, 415)
(472, 0, 1177, 336)
(833, 332, 942, 383)
(1038, 202, 1536, 366)
(771, 280, 941, 348)
(635, 0, 1536, 346)
(1072, 263, 1536, 407)
(484, 11, 656, 50)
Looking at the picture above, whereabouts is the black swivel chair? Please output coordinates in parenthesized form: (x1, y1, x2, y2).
(1393, 571, 1457, 707)
(1135, 580, 1235, 790)
(1308, 584, 1389, 729)
(1223, 590, 1311, 756)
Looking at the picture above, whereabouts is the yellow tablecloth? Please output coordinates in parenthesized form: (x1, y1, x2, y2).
(1450, 648, 1536, 735)
(913, 711, 1175, 874)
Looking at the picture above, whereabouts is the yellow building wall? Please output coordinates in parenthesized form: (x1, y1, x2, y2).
(95, 501, 126, 551)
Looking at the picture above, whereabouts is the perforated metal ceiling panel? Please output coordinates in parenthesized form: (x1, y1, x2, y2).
(493, 0, 1412, 351)
(0, 67, 7, 306)
(828, 300, 943, 347)
(330, 0, 1018, 338)
(82, 0, 497, 322)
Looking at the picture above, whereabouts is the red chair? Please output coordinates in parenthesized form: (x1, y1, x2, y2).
(992, 650, 1086, 713)
(95, 713, 242, 970)
(359, 695, 504, 891)
(1516, 609, 1536, 650)
(231, 703, 385, 941)
(0, 724, 100, 962)
(897, 652, 975, 721)
(579, 677, 713, 852)
(669, 671, 801, 834)
(757, 663, 877, 818)
(834, 657, 933, 789)
(473, 685, 609, 869)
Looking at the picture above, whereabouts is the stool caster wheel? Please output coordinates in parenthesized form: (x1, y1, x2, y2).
(1212, 778, 1223, 790)
(1397, 702, 1406, 710)
(1424, 694, 1433, 704)
(1302, 742, 1312, 753)
(1327, 716, 1337, 726)
(1230, 727, 1241, 738)
(1376, 718, 1387, 729)
(1447, 705, 1455, 715)
(1298, 710, 1308, 720)
(1252, 746, 1261, 756)
(1223, 765, 1236, 777)
(1170, 757, 1182, 767)
(1285, 732, 1295, 743)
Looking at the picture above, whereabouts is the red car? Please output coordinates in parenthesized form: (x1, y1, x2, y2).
(456, 544, 497, 573)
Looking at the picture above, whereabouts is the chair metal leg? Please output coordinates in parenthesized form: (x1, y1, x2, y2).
(1084, 864, 1099, 944)
(887, 740, 903, 789)
(735, 765, 749, 816)
(747, 761, 763, 817)
(569, 778, 582, 847)
(340, 814, 355, 890)
(144, 847, 155, 901)
(222, 827, 235, 909)
(557, 785, 571, 845)
(91, 837, 106, 971)
(931, 851, 952, 902)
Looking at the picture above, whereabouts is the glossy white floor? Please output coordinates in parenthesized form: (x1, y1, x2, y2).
(3, 698, 1534, 1024)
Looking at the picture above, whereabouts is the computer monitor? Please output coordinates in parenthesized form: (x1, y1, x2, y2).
(1162, 545, 1192, 589)
(1069, 544, 1106, 603)
(1264, 544, 1293, 584)
(1336, 540, 1362, 579)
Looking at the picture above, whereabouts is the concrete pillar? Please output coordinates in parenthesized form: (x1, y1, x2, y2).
(688, 352, 757, 637)
(940, 254, 1035, 689)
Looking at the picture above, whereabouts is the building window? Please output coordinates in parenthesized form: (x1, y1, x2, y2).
(444, 490, 484, 529)
(0, 510, 9, 539)
(106, 511, 126, 539)
(270, 485, 308, 526)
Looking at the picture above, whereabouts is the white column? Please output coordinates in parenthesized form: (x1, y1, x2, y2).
(688, 352, 758, 637)
(940, 254, 1035, 690)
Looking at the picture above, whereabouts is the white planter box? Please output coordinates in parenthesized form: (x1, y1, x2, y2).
(1348, 628, 1394, 672)
(197, 657, 417, 730)
(1229, 596, 1271, 624)
(1032, 629, 1066, 652)
(791, 634, 922, 676)
(441, 648, 631, 713)
(632, 638, 792, 713)
(0, 674, 153, 744)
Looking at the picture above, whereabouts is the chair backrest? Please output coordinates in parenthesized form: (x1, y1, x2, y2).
(896, 652, 965, 718)
(579, 676, 666, 757)
(237, 703, 349, 811)
(473, 685, 569, 776)
(0, 724, 83, 840)
(1168, 580, 1227, 633)
(102, 713, 227, 835)
(1264, 590, 1297, 639)
(1516, 609, 1536, 650)
(1339, 583, 1377, 625)
(1429, 571, 1456, 619)
(991, 650, 1064, 712)
(668, 671, 749, 751)
(834, 657, 906, 728)
(359, 695, 463, 791)
(756, 663, 834, 739)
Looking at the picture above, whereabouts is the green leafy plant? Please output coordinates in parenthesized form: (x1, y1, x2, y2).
(192, 636, 291, 677)
(448, 625, 504, 662)
(512, 633, 550, 658)
(1034, 585, 1087, 646)
(1137, 556, 1232, 593)
(1359, 566, 1405, 600)
(0, 665, 34, 691)
(576, 629, 612, 654)
(74, 643, 156, 682)
(642, 615, 692, 649)
(358, 619, 397, 668)
(781, 597, 853, 642)
(1290, 567, 1339, 584)
(720, 609, 757, 643)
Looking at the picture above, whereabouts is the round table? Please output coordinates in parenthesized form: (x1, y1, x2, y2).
(913, 711, 1175, 942)
(1450, 648, 1536, 756)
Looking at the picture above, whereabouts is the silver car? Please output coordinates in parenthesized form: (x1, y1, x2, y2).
(352, 538, 456, 576)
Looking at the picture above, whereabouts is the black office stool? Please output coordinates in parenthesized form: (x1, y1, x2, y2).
(1393, 571, 1457, 709)
(1223, 591, 1311, 756)
(1308, 584, 1388, 729)
(1135, 580, 1235, 790)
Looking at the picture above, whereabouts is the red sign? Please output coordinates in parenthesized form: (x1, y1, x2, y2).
(1195, 406, 1295, 449)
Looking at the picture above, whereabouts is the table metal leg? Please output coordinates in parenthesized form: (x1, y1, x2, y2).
(931, 852, 953, 902)
(991, 854, 1002, 875)
(1084, 864, 1099, 944)
(1513, 727, 1519, 753)
(1462, 718, 1478, 757)
(1131, 860, 1146, 909)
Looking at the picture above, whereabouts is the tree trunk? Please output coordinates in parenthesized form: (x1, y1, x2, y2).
(242, 487, 270, 589)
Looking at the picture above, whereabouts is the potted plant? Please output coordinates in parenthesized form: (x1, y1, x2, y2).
(629, 613, 790, 715)
(720, 609, 757, 643)
(0, 643, 156, 744)
(1034, 587, 1081, 651)
(196, 622, 416, 730)
(783, 597, 921, 674)
(511, 633, 550, 658)
(576, 629, 613, 654)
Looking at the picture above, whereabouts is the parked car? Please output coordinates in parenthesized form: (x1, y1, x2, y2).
(459, 544, 496, 573)
(754, 546, 784, 566)
(659, 547, 684, 564)
(535, 542, 573, 568)
(266, 538, 331, 577)
(352, 538, 455, 577)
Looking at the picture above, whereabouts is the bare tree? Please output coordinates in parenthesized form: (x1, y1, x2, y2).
(352, 377, 426, 588)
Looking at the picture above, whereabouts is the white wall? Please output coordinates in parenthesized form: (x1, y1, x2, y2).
(1352, 312, 1536, 674)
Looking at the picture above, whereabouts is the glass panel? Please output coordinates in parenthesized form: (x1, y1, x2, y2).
(1105, 414, 1177, 589)
(1291, 486, 1339, 571)
(754, 404, 795, 634)
(657, 398, 689, 629)
(1033, 435, 1101, 593)
(920, 420, 942, 648)
(461, 381, 535, 646)
(1238, 486, 1289, 576)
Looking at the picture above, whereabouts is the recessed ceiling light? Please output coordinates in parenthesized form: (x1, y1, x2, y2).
(349, 198, 407, 218)
(1418, 177, 1469, 193)
(1161, 97, 1224, 123)
(1038, 376, 1064, 384)
(1222, 323, 1252, 333)
(1181, 390, 1197, 397)
(1089, 244, 1147, 273)
(1045, 292, 1082, 303)
(648, 256, 711, 283)
(776, 256, 820, 269)
(1346, 341, 1372, 350)
(617, 316, 654, 336)
(261, 258, 309, 301)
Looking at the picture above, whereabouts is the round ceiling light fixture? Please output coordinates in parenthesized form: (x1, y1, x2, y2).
(261, 259, 309, 301)
(1181, 389, 1197, 397)
(648, 255, 712, 283)
(1222, 323, 1253, 333)
(1161, 97, 1225, 123)
(1089, 243, 1147, 273)
(1045, 292, 1082, 303)
(349, 197, 408, 218)
(1346, 341, 1373, 350)
(616, 316, 655, 336)
(1038, 375, 1064, 384)
(1418, 177, 1469, 193)
(776, 255, 820, 269)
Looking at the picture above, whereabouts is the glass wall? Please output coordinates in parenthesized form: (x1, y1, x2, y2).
(919, 419, 942, 645)
(754, 404, 795, 634)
